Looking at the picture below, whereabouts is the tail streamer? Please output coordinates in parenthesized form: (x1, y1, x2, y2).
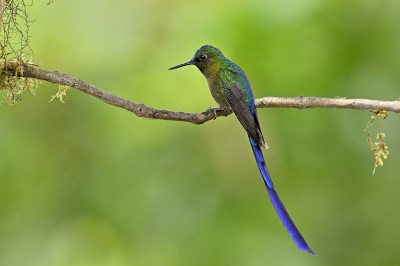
(249, 136, 315, 255)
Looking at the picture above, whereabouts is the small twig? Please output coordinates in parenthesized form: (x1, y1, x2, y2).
(0, 0, 4, 32)
(2, 64, 400, 124)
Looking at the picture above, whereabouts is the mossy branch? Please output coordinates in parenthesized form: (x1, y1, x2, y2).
(1, 63, 400, 124)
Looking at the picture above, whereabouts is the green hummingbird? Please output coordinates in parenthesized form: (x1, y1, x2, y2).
(169, 45, 314, 254)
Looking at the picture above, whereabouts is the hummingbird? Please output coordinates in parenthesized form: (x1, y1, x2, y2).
(169, 45, 314, 255)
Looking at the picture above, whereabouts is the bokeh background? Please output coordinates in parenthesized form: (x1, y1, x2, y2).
(1, 1, 400, 265)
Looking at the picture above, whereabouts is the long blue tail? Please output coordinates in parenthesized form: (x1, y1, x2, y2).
(249, 136, 315, 255)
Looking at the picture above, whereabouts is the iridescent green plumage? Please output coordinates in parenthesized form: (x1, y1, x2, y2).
(169, 45, 314, 254)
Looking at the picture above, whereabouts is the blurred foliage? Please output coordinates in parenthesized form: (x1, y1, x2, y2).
(1, 0, 400, 266)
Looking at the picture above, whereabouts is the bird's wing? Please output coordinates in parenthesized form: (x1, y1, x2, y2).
(218, 68, 266, 148)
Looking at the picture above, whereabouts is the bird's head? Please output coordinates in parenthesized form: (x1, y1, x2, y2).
(169, 45, 224, 77)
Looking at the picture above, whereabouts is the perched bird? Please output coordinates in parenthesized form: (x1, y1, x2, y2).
(169, 45, 314, 255)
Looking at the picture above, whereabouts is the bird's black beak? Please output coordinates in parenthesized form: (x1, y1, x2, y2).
(168, 60, 194, 70)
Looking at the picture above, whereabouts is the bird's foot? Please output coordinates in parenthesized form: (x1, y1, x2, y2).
(206, 107, 218, 119)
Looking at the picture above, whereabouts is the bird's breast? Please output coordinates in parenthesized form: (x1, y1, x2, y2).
(207, 78, 230, 108)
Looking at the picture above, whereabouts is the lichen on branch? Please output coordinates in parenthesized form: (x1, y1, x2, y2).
(365, 110, 390, 174)
(0, 59, 39, 104)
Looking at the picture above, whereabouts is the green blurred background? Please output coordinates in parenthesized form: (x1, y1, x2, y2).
(1, 0, 400, 265)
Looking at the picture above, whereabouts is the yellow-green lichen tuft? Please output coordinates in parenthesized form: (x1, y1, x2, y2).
(50, 84, 70, 103)
(365, 110, 389, 175)
(0, 59, 39, 105)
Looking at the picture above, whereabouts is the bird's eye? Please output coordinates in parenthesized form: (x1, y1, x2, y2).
(200, 54, 207, 60)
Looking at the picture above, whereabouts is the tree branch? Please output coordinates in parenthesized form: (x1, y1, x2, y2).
(256, 96, 400, 113)
(3, 64, 400, 124)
